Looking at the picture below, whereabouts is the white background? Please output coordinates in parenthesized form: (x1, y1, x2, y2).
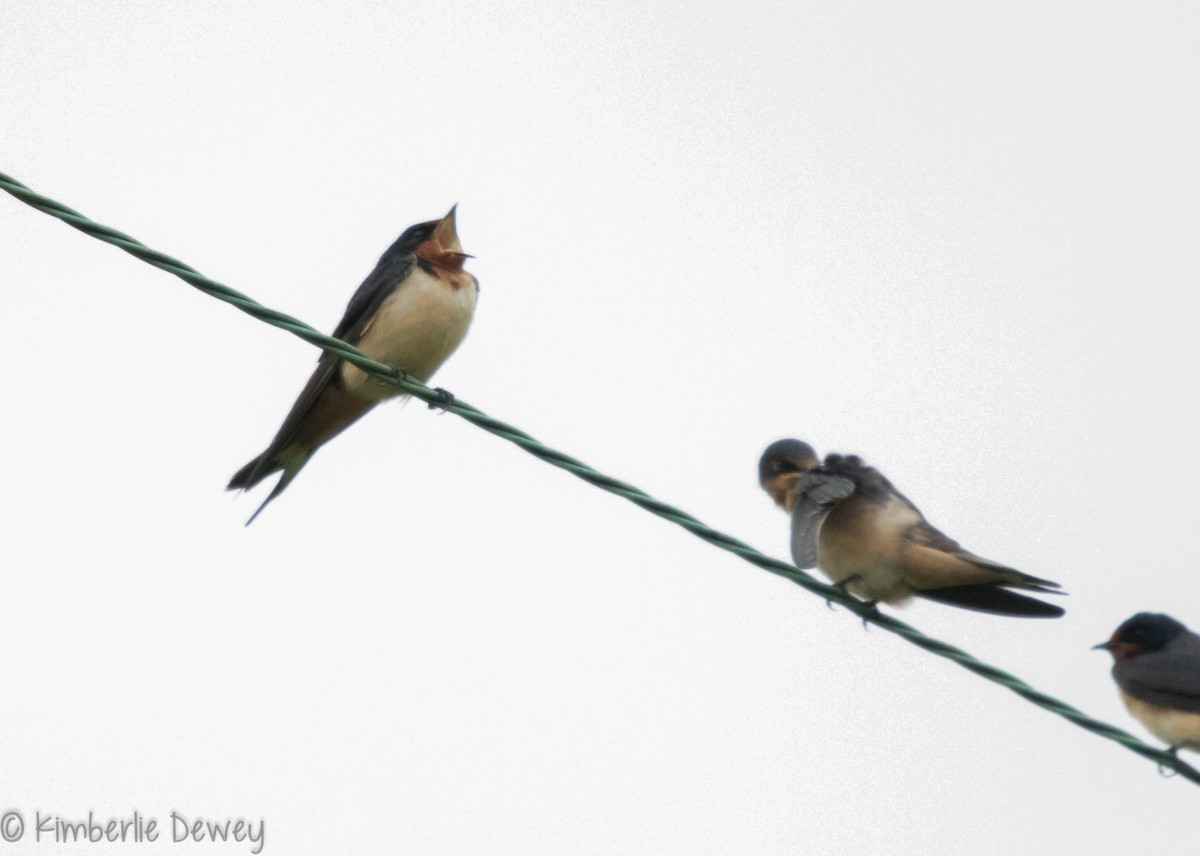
(2, 1, 1199, 853)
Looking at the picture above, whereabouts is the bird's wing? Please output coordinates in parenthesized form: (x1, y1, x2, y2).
(1117, 651, 1200, 714)
(236, 253, 415, 487)
(905, 519, 966, 554)
(330, 252, 415, 342)
(272, 254, 415, 445)
(901, 520, 1061, 592)
(789, 471, 857, 568)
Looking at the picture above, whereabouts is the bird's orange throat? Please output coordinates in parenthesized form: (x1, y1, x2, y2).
(1107, 641, 1143, 661)
(415, 238, 474, 290)
(764, 472, 803, 511)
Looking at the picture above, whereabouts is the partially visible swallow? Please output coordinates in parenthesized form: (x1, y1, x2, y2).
(228, 207, 478, 523)
(758, 439, 1064, 617)
(1095, 613, 1200, 754)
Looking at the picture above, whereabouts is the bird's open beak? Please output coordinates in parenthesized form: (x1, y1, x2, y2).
(432, 204, 462, 253)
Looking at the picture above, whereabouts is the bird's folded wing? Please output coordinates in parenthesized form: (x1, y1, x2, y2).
(790, 472, 856, 568)
(899, 542, 1031, 589)
(265, 255, 417, 459)
(903, 522, 1061, 592)
(333, 254, 415, 341)
(1120, 656, 1200, 714)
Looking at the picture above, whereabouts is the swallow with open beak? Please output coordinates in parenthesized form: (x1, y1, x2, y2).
(228, 207, 478, 523)
(757, 439, 1064, 617)
(1095, 613, 1200, 754)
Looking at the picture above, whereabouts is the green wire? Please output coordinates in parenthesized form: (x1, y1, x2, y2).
(4, 168, 1196, 786)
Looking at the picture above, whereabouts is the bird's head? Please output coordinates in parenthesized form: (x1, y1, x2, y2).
(758, 439, 820, 510)
(1094, 612, 1190, 660)
(410, 205, 473, 274)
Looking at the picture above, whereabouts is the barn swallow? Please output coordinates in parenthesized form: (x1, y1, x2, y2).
(758, 439, 1064, 617)
(228, 207, 478, 523)
(1095, 613, 1200, 754)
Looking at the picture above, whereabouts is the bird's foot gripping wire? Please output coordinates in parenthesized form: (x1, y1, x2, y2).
(1158, 746, 1182, 778)
(824, 574, 863, 610)
(428, 387, 455, 412)
(854, 601, 882, 629)
(824, 575, 880, 628)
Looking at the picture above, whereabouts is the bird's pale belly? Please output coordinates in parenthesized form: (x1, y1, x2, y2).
(1121, 693, 1200, 750)
(819, 550, 915, 604)
(818, 500, 918, 604)
(341, 268, 476, 400)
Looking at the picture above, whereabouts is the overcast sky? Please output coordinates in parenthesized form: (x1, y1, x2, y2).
(3, 1, 1199, 853)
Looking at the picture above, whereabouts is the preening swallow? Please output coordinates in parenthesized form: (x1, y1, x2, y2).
(228, 207, 478, 523)
(1095, 613, 1200, 754)
(758, 439, 1064, 617)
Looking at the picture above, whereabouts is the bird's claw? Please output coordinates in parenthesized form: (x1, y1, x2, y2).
(824, 576, 878, 628)
(825, 575, 861, 607)
(427, 387, 455, 412)
(857, 601, 881, 630)
(1157, 746, 1182, 778)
